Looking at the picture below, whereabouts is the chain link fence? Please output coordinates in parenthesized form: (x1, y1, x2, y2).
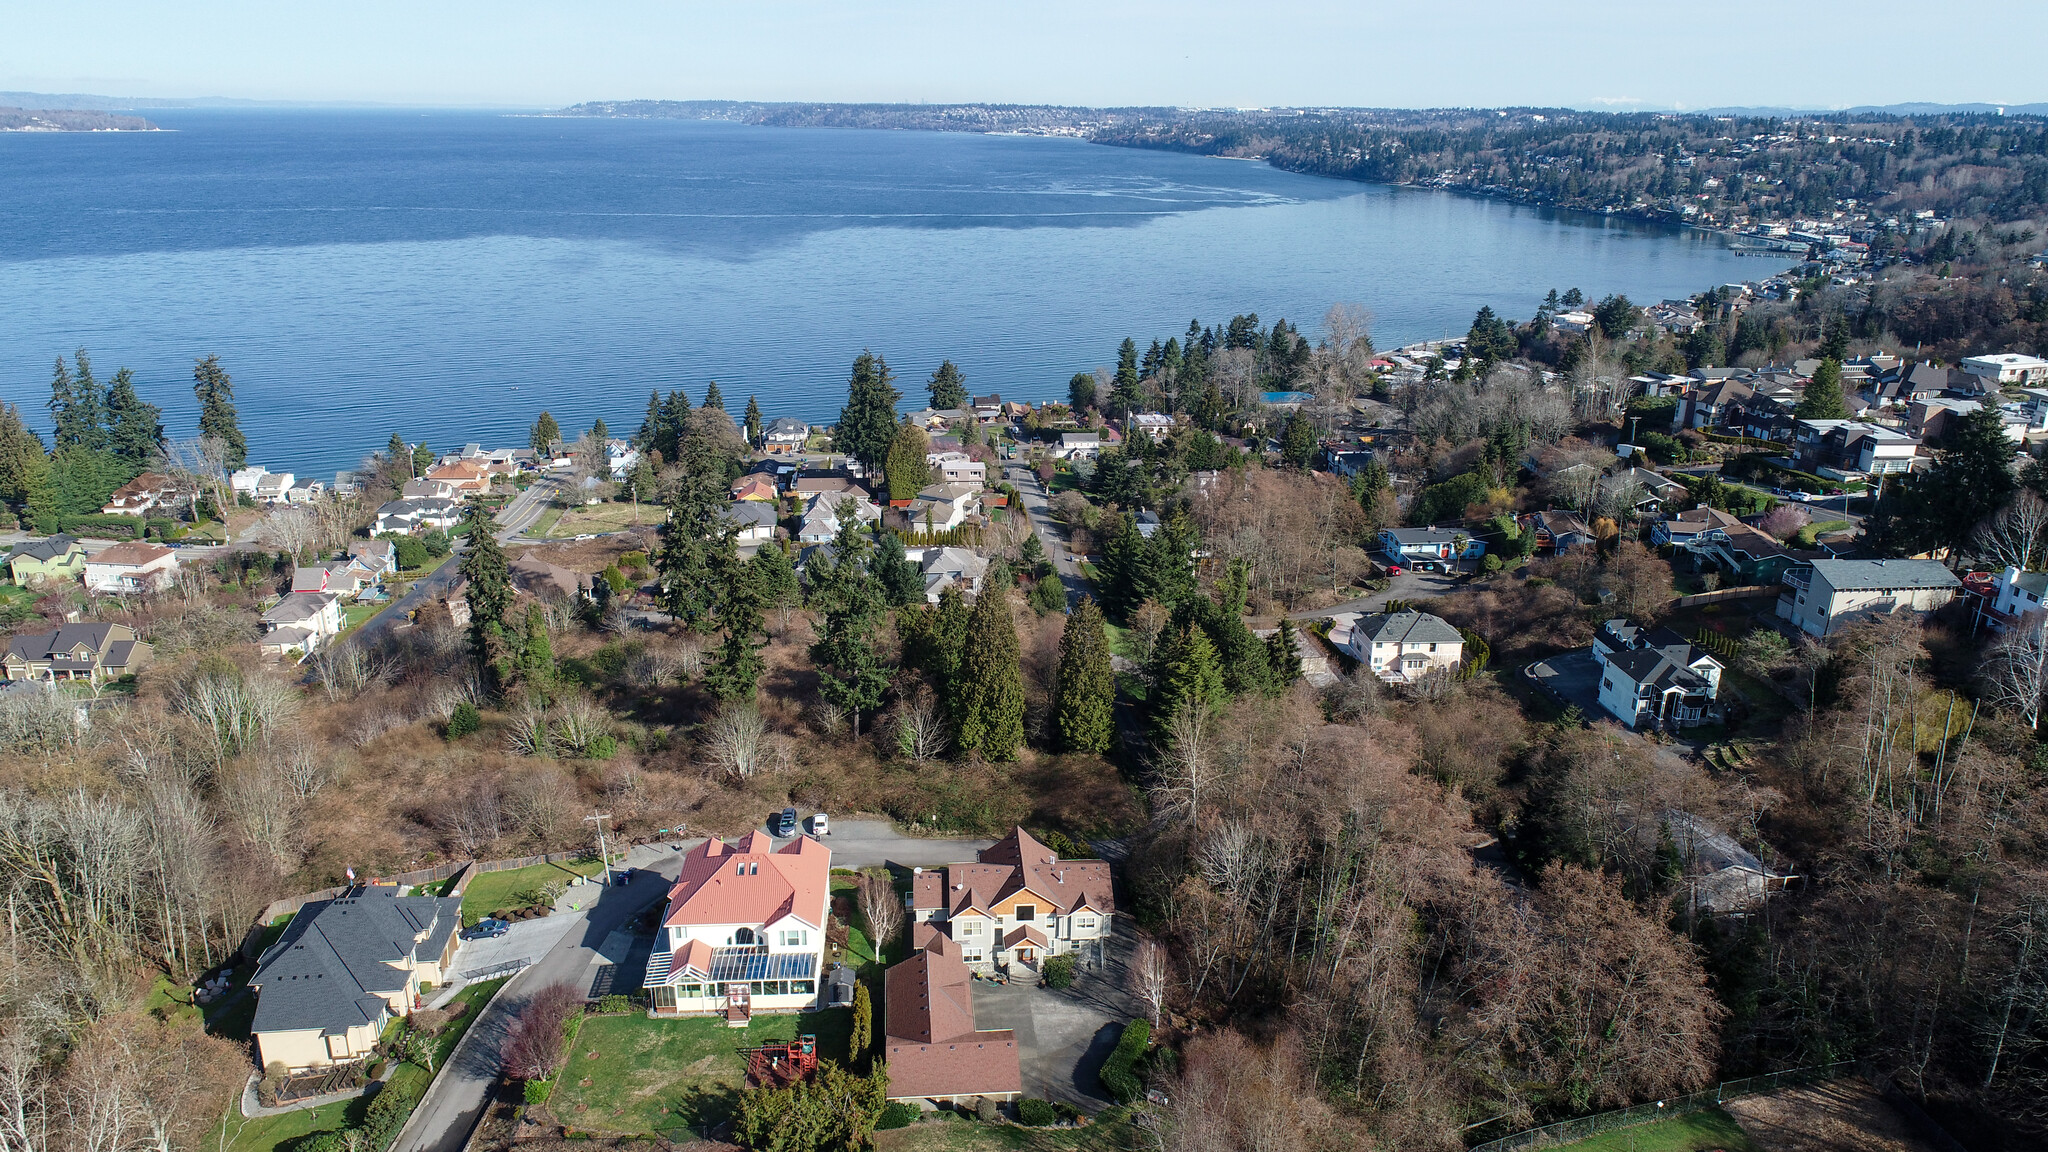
(1469, 1060, 1857, 1152)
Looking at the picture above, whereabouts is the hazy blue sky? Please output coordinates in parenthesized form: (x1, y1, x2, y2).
(6, 0, 2043, 110)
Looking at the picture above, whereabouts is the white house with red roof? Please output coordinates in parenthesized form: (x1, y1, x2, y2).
(909, 828, 1114, 973)
(643, 831, 831, 1024)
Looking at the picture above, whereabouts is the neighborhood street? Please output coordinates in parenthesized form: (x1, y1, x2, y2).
(1290, 565, 1461, 619)
(1004, 463, 1087, 603)
(496, 476, 561, 542)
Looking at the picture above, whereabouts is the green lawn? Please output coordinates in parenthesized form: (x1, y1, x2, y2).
(528, 501, 567, 538)
(341, 600, 385, 631)
(876, 1110, 1137, 1152)
(1547, 1106, 1759, 1152)
(450, 857, 604, 919)
(550, 1008, 852, 1136)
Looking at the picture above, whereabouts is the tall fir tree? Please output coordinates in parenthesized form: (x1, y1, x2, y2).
(743, 395, 763, 444)
(1266, 617, 1303, 689)
(1054, 596, 1115, 753)
(956, 587, 1025, 760)
(835, 351, 903, 474)
(810, 517, 890, 735)
(1795, 359, 1848, 420)
(531, 411, 561, 455)
(102, 368, 164, 469)
(47, 356, 83, 451)
(66, 350, 106, 453)
(1280, 410, 1317, 469)
(636, 391, 661, 449)
(412, 442, 434, 478)
(1111, 338, 1142, 417)
(655, 428, 738, 632)
(515, 602, 555, 689)
(871, 530, 925, 608)
(702, 380, 725, 411)
(927, 360, 968, 410)
(1067, 372, 1098, 412)
(901, 586, 969, 689)
(192, 355, 247, 470)
(0, 405, 47, 510)
(705, 550, 768, 702)
(1904, 404, 2019, 557)
(655, 389, 693, 462)
(884, 420, 933, 502)
(590, 417, 609, 444)
(458, 504, 512, 682)
(1148, 622, 1225, 742)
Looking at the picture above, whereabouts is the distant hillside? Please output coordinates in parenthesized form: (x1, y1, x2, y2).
(0, 107, 158, 131)
(555, 99, 1163, 135)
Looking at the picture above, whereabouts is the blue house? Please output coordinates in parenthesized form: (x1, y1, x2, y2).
(1378, 526, 1485, 568)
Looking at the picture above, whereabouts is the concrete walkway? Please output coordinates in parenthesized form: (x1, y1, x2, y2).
(240, 1073, 375, 1119)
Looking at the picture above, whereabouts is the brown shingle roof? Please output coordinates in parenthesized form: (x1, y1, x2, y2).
(882, 925, 1020, 1101)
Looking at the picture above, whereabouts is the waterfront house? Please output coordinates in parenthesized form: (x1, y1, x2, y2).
(761, 416, 810, 453)
(100, 472, 181, 517)
(373, 498, 464, 535)
(248, 885, 463, 1071)
(642, 832, 830, 1022)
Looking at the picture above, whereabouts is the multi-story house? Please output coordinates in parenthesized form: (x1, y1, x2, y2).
(83, 541, 179, 594)
(0, 622, 151, 684)
(1792, 419, 1921, 478)
(643, 832, 830, 1024)
(1779, 558, 1960, 637)
(1326, 609, 1465, 684)
(5, 534, 87, 585)
(910, 828, 1114, 972)
(1591, 619, 1723, 730)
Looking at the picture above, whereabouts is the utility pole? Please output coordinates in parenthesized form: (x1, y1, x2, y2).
(586, 811, 615, 886)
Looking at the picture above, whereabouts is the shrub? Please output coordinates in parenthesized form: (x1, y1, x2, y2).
(445, 701, 481, 740)
(1041, 954, 1077, 989)
(366, 1059, 389, 1080)
(1016, 1098, 1059, 1126)
(1481, 553, 1503, 576)
(877, 1101, 921, 1130)
(1098, 1018, 1151, 1104)
(586, 734, 618, 760)
(973, 1095, 999, 1122)
(594, 994, 634, 1015)
(524, 1078, 553, 1105)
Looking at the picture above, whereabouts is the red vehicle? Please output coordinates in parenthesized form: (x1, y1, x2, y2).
(1385, 564, 1404, 576)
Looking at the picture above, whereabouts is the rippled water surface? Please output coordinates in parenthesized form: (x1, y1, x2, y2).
(1, 110, 1765, 475)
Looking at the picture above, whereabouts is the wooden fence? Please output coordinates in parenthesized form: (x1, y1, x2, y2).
(1671, 585, 1781, 608)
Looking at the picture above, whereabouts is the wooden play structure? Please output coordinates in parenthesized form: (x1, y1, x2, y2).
(740, 1035, 819, 1087)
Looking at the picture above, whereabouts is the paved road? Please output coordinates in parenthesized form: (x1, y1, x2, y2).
(1290, 565, 1461, 619)
(345, 551, 463, 650)
(1004, 464, 1088, 604)
(393, 821, 994, 1152)
(497, 477, 562, 543)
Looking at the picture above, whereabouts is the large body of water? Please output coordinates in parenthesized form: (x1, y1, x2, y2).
(1, 110, 1766, 477)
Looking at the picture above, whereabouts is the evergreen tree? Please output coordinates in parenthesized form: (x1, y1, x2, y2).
(1149, 623, 1225, 740)
(884, 421, 933, 502)
(655, 431, 739, 633)
(1054, 596, 1115, 753)
(901, 586, 969, 689)
(531, 411, 562, 455)
(1280, 410, 1317, 469)
(0, 405, 47, 510)
(516, 602, 555, 688)
(1795, 358, 1848, 420)
(387, 433, 409, 473)
(1029, 573, 1066, 615)
(1817, 314, 1851, 362)
(744, 395, 763, 444)
(413, 442, 434, 477)
(1354, 458, 1390, 512)
(65, 350, 106, 453)
(655, 389, 693, 462)
(927, 360, 968, 410)
(850, 983, 873, 1065)
(590, 417, 609, 444)
(749, 541, 801, 627)
(871, 531, 925, 608)
(102, 368, 164, 469)
(636, 391, 660, 449)
(1905, 405, 2019, 557)
(956, 587, 1025, 760)
(810, 520, 890, 735)
(192, 354, 247, 470)
(1068, 372, 1098, 412)
(47, 356, 86, 451)
(624, 456, 659, 509)
(835, 351, 903, 473)
(702, 381, 725, 411)
(1110, 338, 1142, 417)
(705, 552, 767, 702)
(1267, 618, 1303, 689)
(458, 505, 512, 680)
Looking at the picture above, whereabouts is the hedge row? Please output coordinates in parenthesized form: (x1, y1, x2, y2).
(1098, 1018, 1151, 1104)
(297, 1075, 422, 1152)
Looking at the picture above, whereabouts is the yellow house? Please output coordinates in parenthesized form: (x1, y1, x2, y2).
(248, 886, 463, 1070)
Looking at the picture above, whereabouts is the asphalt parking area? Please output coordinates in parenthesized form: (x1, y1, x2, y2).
(970, 975, 1123, 1109)
(446, 915, 578, 981)
(1528, 648, 1605, 719)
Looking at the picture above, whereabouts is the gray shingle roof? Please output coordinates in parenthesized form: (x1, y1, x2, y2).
(1810, 558, 1960, 593)
(1351, 609, 1463, 646)
(1608, 647, 1712, 693)
(6, 535, 80, 564)
(250, 887, 461, 1036)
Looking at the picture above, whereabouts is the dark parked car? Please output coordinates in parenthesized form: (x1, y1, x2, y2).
(465, 917, 510, 940)
(771, 807, 799, 837)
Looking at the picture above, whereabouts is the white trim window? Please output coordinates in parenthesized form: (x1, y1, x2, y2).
(778, 929, 807, 947)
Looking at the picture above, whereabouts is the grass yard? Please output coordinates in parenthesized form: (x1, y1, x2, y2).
(450, 857, 604, 919)
(216, 1099, 353, 1152)
(875, 1110, 1138, 1152)
(546, 501, 657, 538)
(1547, 1106, 1759, 1152)
(549, 1008, 854, 1136)
(341, 600, 385, 631)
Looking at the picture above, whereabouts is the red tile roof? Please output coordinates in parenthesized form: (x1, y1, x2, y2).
(883, 924, 1020, 1101)
(661, 832, 830, 930)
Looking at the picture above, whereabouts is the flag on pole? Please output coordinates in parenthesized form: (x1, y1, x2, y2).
(346, 867, 356, 882)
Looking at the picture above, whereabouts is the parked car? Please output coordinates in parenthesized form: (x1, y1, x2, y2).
(465, 918, 510, 940)
(771, 807, 799, 837)
(1788, 490, 1812, 502)
(809, 812, 830, 836)
(1385, 564, 1403, 576)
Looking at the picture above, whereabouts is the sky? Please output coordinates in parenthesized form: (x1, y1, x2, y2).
(5, 0, 2045, 111)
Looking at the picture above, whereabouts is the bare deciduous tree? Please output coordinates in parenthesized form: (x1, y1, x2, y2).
(1985, 615, 2048, 731)
(703, 702, 770, 780)
(1131, 932, 1169, 1028)
(1152, 704, 1220, 829)
(856, 868, 903, 953)
(1976, 491, 2048, 573)
(889, 687, 950, 763)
